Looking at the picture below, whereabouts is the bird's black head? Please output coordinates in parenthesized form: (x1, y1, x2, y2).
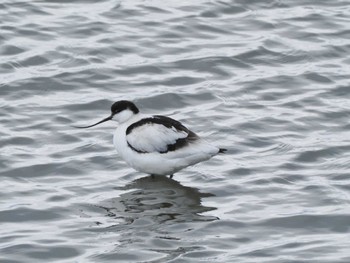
(75, 100, 139, 129)
(111, 100, 139, 115)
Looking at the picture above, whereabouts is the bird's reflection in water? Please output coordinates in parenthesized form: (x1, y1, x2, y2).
(97, 175, 218, 227)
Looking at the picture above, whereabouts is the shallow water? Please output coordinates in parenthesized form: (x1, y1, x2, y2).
(1, 0, 350, 262)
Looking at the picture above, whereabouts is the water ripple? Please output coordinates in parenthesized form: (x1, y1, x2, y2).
(1, 0, 350, 262)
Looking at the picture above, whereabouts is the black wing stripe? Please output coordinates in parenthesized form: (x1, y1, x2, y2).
(127, 141, 147, 154)
(126, 116, 198, 154)
(126, 116, 189, 135)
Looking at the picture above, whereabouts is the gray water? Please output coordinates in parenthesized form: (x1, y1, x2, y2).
(1, 0, 350, 262)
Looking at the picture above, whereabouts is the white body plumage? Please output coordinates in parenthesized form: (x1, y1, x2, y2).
(113, 113, 220, 176)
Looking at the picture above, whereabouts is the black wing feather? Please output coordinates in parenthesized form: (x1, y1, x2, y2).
(126, 115, 198, 154)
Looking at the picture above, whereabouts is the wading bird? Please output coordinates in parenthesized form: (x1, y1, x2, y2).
(77, 100, 226, 178)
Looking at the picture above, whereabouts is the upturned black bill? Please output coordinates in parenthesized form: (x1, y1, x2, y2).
(74, 115, 112, 128)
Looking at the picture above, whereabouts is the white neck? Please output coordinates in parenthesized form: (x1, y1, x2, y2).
(112, 109, 136, 123)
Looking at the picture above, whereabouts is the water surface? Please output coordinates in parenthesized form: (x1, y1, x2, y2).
(1, 0, 350, 262)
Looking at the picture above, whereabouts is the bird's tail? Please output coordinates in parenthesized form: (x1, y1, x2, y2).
(219, 148, 227, 153)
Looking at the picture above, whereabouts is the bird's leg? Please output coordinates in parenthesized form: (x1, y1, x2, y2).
(169, 174, 174, 179)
